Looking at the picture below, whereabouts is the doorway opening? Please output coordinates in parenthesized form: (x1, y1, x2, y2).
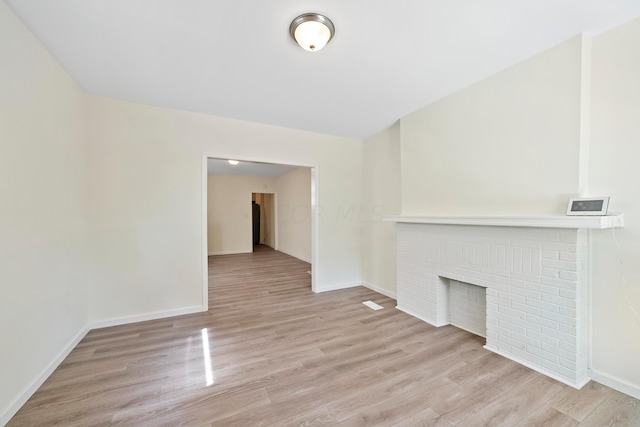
(252, 193, 275, 251)
(202, 155, 318, 310)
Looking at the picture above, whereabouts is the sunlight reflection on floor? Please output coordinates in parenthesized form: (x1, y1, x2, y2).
(201, 328, 214, 386)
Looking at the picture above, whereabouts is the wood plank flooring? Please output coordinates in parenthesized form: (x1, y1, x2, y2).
(8, 246, 640, 426)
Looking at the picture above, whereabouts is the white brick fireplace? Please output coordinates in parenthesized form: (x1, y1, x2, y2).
(384, 214, 624, 388)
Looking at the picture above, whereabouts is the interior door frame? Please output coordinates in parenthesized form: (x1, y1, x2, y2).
(201, 153, 319, 311)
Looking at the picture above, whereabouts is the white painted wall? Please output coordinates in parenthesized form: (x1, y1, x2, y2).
(207, 174, 277, 255)
(86, 96, 363, 322)
(0, 3, 89, 423)
(401, 36, 585, 215)
(361, 124, 402, 298)
(276, 168, 312, 263)
(589, 17, 640, 399)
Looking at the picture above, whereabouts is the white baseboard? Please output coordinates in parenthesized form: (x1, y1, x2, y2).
(90, 305, 204, 329)
(484, 344, 590, 390)
(208, 250, 252, 256)
(0, 325, 90, 426)
(590, 368, 640, 400)
(396, 304, 445, 327)
(361, 281, 397, 300)
(314, 281, 361, 293)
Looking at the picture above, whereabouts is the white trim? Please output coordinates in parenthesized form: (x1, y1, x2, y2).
(0, 325, 90, 426)
(310, 166, 319, 293)
(362, 281, 397, 300)
(590, 369, 640, 400)
(588, 230, 594, 384)
(383, 213, 624, 229)
(484, 344, 590, 390)
(314, 281, 360, 293)
(208, 250, 252, 256)
(274, 191, 279, 250)
(202, 155, 209, 312)
(90, 306, 203, 330)
(395, 304, 446, 327)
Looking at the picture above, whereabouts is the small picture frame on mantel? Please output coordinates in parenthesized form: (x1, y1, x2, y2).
(566, 196, 610, 216)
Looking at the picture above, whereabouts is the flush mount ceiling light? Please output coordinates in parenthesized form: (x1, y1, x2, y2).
(289, 13, 335, 52)
(227, 160, 239, 165)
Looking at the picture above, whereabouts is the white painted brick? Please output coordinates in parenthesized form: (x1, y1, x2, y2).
(542, 342, 576, 362)
(531, 283, 560, 296)
(560, 252, 578, 262)
(486, 316, 498, 326)
(540, 293, 568, 307)
(502, 335, 527, 351)
(496, 276, 525, 288)
(496, 342, 514, 355)
(448, 280, 487, 338)
(486, 288, 499, 297)
(510, 316, 543, 334)
(513, 228, 546, 240)
(512, 239, 542, 249)
(499, 305, 527, 319)
(519, 287, 542, 301)
(541, 326, 576, 345)
(497, 246, 507, 269)
(559, 323, 577, 336)
(560, 341, 577, 353)
(499, 321, 526, 337)
(541, 229, 561, 242)
(541, 276, 578, 290)
(541, 309, 561, 322)
(513, 247, 522, 272)
(525, 297, 543, 309)
(560, 230, 578, 244)
(512, 301, 542, 316)
(559, 271, 578, 281)
(559, 357, 577, 370)
(541, 250, 560, 259)
(510, 272, 541, 283)
(524, 335, 542, 349)
(482, 267, 511, 278)
(539, 300, 560, 313)
(537, 314, 561, 330)
(499, 291, 526, 304)
(396, 222, 587, 388)
(527, 329, 560, 347)
(559, 305, 577, 319)
(522, 248, 532, 273)
(497, 326, 514, 338)
(541, 259, 579, 272)
(512, 346, 542, 366)
(528, 344, 560, 364)
(541, 241, 578, 253)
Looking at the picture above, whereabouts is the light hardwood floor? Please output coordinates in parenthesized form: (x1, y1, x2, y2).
(8, 246, 640, 426)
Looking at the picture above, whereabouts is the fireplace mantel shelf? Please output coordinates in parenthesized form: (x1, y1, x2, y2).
(383, 213, 624, 229)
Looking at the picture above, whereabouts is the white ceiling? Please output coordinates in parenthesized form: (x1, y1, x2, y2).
(5, 0, 640, 139)
(207, 158, 299, 178)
